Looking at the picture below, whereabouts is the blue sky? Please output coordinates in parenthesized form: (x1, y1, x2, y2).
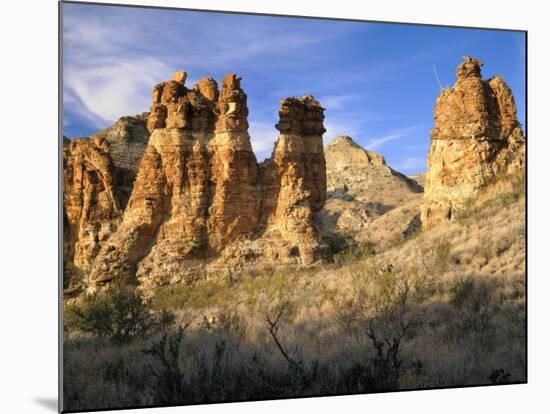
(62, 3, 526, 174)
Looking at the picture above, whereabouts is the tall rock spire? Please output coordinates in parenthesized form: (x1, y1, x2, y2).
(421, 56, 525, 228)
(85, 72, 328, 290)
(259, 96, 327, 264)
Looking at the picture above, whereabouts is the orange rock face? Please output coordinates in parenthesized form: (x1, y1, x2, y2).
(63, 137, 123, 288)
(84, 72, 327, 289)
(63, 115, 150, 292)
(421, 57, 525, 227)
(258, 96, 327, 264)
(91, 114, 150, 208)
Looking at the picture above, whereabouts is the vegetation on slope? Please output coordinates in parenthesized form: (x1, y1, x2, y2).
(63, 185, 525, 411)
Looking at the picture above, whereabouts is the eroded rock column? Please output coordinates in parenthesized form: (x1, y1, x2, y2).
(261, 96, 327, 264)
(421, 56, 525, 228)
(207, 73, 260, 251)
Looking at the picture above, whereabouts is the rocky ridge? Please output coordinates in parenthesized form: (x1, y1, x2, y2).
(320, 135, 422, 237)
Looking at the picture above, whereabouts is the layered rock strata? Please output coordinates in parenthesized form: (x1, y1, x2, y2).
(257, 96, 327, 264)
(91, 114, 150, 208)
(63, 115, 151, 291)
(63, 137, 123, 280)
(421, 57, 525, 228)
(85, 72, 327, 288)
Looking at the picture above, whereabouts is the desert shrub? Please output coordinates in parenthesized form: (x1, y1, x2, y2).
(65, 287, 174, 344)
(262, 300, 326, 395)
(498, 192, 518, 208)
(142, 327, 188, 404)
(322, 232, 354, 255)
(196, 310, 247, 340)
(151, 284, 192, 311)
(456, 173, 524, 222)
(478, 235, 495, 265)
(216, 311, 247, 339)
(336, 262, 431, 391)
(417, 236, 452, 275)
(333, 240, 376, 266)
(489, 368, 512, 384)
(151, 279, 230, 311)
(63, 261, 84, 291)
(495, 235, 513, 256)
(508, 170, 526, 203)
(455, 197, 477, 222)
(446, 277, 499, 350)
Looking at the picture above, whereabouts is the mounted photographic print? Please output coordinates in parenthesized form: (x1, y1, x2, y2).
(60, 1, 527, 412)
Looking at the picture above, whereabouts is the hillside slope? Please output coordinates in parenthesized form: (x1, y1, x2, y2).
(319, 135, 422, 242)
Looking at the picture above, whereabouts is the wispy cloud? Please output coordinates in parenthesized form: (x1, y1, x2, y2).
(317, 94, 361, 110)
(365, 132, 407, 150)
(66, 58, 171, 124)
(364, 125, 423, 150)
(248, 121, 277, 160)
(393, 156, 427, 173)
(62, 5, 347, 135)
(63, 88, 112, 130)
(323, 119, 364, 146)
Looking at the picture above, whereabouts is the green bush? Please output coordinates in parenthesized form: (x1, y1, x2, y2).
(333, 240, 376, 266)
(63, 261, 84, 292)
(65, 287, 174, 344)
(322, 232, 354, 256)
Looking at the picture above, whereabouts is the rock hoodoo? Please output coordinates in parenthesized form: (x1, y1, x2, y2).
(75, 71, 327, 289)
(421, 56, 525, 228)
(258, 96, 327, 264)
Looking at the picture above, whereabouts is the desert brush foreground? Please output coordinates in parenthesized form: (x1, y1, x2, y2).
(63, 183, 525, 410)
(62, 56, 525, 410)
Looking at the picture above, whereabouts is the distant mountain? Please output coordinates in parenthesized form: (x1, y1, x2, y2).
(408, 172, 426, 188)
(319, 136, 422, 240)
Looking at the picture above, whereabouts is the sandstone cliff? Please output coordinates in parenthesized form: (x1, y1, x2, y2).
(63, 136, 122, 290)
(421, 57, 525, 228)
(82, 72, 327, 289)
(320, 136, 422, 236)
(91, 114, 150, 208)
(63, 115, 150, 292)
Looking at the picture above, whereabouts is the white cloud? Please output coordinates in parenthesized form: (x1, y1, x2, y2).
(63, 88, 111, 130)
(62, 7, 339, 135)
(65, 58, 171, 124)
(323, 119, 363, 146)
(248, 121, 277, 160)
(365, 132, 407, 150)
(364, 125, 422, 150)
(318, 94, 360, 110)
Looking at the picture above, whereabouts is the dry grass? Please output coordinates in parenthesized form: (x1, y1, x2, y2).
(63, 189, 525, 411)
